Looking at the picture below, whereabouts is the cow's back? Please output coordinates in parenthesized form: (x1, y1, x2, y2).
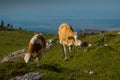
(28, 34, 46, 56)
(58, 23, 74, 44)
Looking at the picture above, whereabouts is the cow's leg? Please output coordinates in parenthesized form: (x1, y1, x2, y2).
(38, 51, 43, 61)
(68, 46, 71, 52)
(63, 44, 67, 60)
(66, 46, 69, 53)
(61, 44, 65, 58)
(68, 45, 73, 52)
(32, 51, 42, 62)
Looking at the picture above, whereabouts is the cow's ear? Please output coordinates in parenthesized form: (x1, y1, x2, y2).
(68, 36, 74, 40)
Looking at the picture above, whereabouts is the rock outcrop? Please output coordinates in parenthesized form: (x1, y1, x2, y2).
(11, 72, 42, 80)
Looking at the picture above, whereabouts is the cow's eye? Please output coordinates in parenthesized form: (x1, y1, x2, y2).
(68, 36, 73, 40)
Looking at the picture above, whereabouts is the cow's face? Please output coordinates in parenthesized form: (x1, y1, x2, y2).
(66, 36, 75, 46)
(66, 32, 82, 46)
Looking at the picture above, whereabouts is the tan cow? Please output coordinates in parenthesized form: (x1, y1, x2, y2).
(58, 23, 82, 60)
(24, 33, 46, 63)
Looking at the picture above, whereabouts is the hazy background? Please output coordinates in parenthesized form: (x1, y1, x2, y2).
(0, 0, 120, 33)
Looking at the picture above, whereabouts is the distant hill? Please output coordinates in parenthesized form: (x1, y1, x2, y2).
(0, 25, 17, 31)
(0, 20, 24, 31)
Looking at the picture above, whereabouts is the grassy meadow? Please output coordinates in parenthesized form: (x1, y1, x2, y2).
(0, 30, 120, 80)
(0, 30, 33, 56)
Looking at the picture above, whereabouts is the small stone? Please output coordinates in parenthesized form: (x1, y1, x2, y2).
(104, 44, 108, 46)
(88, 43, 92, 47)
(89, 70, 94, 75)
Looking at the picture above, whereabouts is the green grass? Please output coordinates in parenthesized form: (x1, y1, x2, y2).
(0, 30, 33, 56)
(0, 30, 120, 80)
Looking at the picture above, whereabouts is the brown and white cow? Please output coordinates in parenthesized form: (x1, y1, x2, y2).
(58, 23, 82, 60)
(24, 33, 46, 63)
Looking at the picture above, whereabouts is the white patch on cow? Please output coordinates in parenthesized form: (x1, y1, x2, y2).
(59, 40, 63, 44)
(30, 34, 40, 44)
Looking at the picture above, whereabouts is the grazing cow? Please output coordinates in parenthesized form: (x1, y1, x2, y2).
(24, 33, 46, 63)
(58, 23, 82, 60)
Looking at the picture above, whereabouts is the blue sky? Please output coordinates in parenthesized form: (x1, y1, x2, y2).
(0, 0, 120, 33)
(0, 0, 120, 19)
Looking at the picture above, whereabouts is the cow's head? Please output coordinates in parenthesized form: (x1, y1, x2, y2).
(67, 32, 82, 46)
(66, 36, 74, 46)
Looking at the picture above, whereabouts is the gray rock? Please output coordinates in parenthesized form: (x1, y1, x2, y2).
(89, 71, 94, 75)
(0, 38, 58, 63)
(1, 56, 9, 63)
(11, 72, 42, 80)
(88, 70, 96, 75)
(46, 42, 52, 49)
(118, 32, 120, 35)
(0, 48, 27, 63)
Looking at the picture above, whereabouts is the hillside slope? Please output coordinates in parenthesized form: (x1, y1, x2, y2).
(0, 30, 120, 80)
(0, 30, 33, 56)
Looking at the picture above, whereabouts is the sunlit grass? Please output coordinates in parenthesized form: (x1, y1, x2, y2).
(0, 30, 120, 80)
